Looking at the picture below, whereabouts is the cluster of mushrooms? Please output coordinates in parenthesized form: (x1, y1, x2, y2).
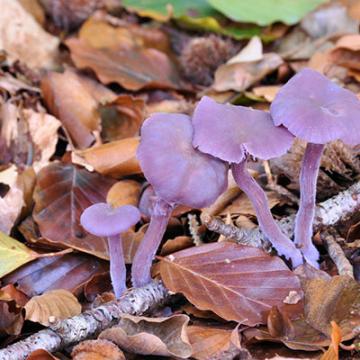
(81, 68, 360, 298)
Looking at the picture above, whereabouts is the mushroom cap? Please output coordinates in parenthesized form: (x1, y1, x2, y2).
(270, 68, 360, 145)
(192, 96, 294, 163)
(137, 113, 228, 208)
(80, 203, 141, 237)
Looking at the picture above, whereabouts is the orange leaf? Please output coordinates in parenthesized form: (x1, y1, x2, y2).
(320, 321, 342, 360)
(72, 339, 125, 360)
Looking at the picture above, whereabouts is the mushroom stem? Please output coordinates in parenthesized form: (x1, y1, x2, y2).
(294, 142, 324, 268)
(108, 234, 127, 298)
(231, 161, 303, 268)
(132, 198, 173, 287)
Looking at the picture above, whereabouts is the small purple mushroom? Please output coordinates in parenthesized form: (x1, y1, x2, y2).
(270, 68, 360, 267)
(193, 96, 303, 268)
(80, 203, 140, 298)
(132, 113, 228, 287)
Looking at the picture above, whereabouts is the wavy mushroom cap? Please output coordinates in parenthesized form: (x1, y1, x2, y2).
(137, 113, 228, 208)
(192, 96, 294, 163)
(270, 68, 360, 145)
(80, 203, 141, 237)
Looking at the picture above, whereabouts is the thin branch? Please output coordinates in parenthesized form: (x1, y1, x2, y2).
(188, 214, 203, 246)
(0, 282, 169, 360)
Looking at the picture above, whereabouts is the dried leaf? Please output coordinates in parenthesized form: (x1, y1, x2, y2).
(160, 236, 194, 256)
(25, 289, 81, 326)
(66, 38, 184, 91)
(33, 162, 115, 259)
(0, 300, 24, 335)
(0, 284, 29, 306)
(106, 180, 141, 208)
(99, 314, 192, 358)
(73, 138, 141, 178)
(330, 34, 360, 71)
(2, 253, 108, 297)
(160, 242, 302, 325)
(0, 0, 59, 69)
(320, 321, 341, 360)
(0, 231, 39, 278)
(122, 225, 147, 264)
(27, 349, 60, 360)
(252, 85, 281, 102)
(72, 339, 125, 360)
(213, 53, 283, 92)
(227, 36, 263, 64)
(188, 325, 250, 360)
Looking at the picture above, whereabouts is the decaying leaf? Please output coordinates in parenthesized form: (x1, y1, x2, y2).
(0, 300, 24, 335)
(3, 252, 108, 297)
(73, 138, 141, 177)
(25, 289, 81, 326)
(0, 231, 39, 278)
(320, 321, 342, 360)
(0, 0, 59, 69)
(106, 180, 141, 208)
(122, 225, 147, 264)
(188, 325, 250, 360)
(99, 314, 192, 358)
(33, 162, 115, 259)
(160, 242, 302, 325)
(71, 339, 125, 360)
(26, 349, 60, 360)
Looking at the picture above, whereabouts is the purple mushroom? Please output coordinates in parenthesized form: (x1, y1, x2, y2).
(270, 68, 360, 267)
(132, 113, 228, 287)
(192, 96, 303, 268)
(80, 203, 141, 298)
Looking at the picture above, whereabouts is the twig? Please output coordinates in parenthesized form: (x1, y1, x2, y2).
(203, 181, 360, 249)
(187, 214, 203, 246)
(322, 232, 354, 278)
(0, 282, 169, 360)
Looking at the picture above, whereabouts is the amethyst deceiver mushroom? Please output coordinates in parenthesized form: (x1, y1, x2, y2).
(192, 96, 303, 267)
(80, 203, 141, 298)
(132, 113, 228, 287)
(270, 68, 360, 267)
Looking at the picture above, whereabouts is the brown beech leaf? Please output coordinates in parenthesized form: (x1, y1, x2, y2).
(188, 325, 250, 360)
(160, 242, 302, 326)
(106, 180, 141, 208)
(2, 253, 108, 297)
(99, 314, 192, 358)
(122, 225, 147, 264)
(66, 38, 183, 91)
(73, 138, 141, 178)
(72, 339, 125, 360)
(25, 289, 81, 326)
(27, 349, 60, 360)
(213, 53, 283, 92)
(33, 162, 115, 259)
(100, 94, 146, 142)
(330, 34, 360, 71)
(160, 236, 194, 256)
(0, 0, 59, 69)
(41, 70, 112, 149)
(84, 272, 111, 302)
(0, 284, 29, 307)
(320, 321, 341, 360)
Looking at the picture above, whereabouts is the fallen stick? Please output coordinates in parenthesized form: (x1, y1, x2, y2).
(0, 281, 169, 360)
(203, 181, 360, 248)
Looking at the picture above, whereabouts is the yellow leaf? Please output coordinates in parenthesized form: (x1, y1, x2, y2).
(0, 232, 39, 278)
(25, 289, 81, 326)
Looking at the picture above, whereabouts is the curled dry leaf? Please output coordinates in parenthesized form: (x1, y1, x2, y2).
(73, 137, 141, 178)
(188, 325, 251, 360)
(160, 242, 302, 326)
(3, 252, 108, 297)
(330, 34, 360, 71)
(106, 180, 141, 208)
(0, 300, 24, 335)
(33, 162, 115, 259)
(0, 284, 29, 307)
(99, 314, 192, 358)
(0, 0, 59, 69)
(72, 339, 125, 360)
(25, 289, 81, 326)
(320, 321, 341, 360)
(26, 349, 60, 360)
(66, 38, 184, 91)
(213, 53, 283, 92)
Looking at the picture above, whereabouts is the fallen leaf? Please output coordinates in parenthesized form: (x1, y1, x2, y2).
(84, 272, 112, 302)
(227, 36, 263, 64)
(330, 34, 360, 71)
(252, 86, 281, 102)
(33, 162, 115, 259)
(0, 0, 59, 69)
(208, 0, 328, 26)
(188, 325, 250, 360)
(0, 300, 24, 335)
(99, 314, 192, 358)
(2, 252, 108, 297)
(160, 242, 302, 325)
(106, 180, 141, 208)
(320, 321, 341, 360)
(160, 236, 194, 256)
(19, 0, 46, 25)
(0, 231, 39, 278)
(213, 53, 283, 92)
(73, 138, 141, 178)
(66, 38, 184, 91)
(0, 284, 29, 307)
(25, 289, 81, 326)
(27, 349, 60, 360)
(71, 339, 125, 360)
(122, 225, 147, 264)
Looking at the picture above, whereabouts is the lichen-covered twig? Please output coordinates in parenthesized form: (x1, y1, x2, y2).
(203, 181, 360, 249)
(322, 232, 354, 278)
(0, 282, 169, 360)
(188, 214, 203, 246)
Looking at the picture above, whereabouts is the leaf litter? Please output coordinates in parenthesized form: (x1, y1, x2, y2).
(0, 0, 359, 359)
